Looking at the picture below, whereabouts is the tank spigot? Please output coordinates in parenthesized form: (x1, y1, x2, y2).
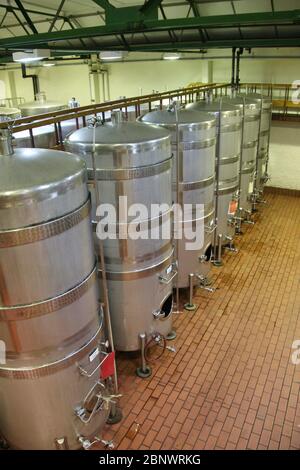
(87, 116, 104, 128)
(78, 436, 114, 450)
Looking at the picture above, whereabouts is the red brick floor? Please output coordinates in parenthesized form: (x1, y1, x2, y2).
(101, 192, 300, 450)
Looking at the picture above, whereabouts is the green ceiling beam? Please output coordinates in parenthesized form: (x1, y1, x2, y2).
(92, 0, 115, 11)
(0, 9, 299, 49)
(139, 0, 164, 15)
(32, 36, 300, 53)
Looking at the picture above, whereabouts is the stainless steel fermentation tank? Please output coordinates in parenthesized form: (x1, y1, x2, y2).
(18, 91, 67, 117)
(0, 107, 21, 122)
(65, 116, 176, 354)
(186, 101, 242, 248)
(140, 108, 216, 288)
(0, 131, 110, 450)
(222, 96, 260, 220)
(239, 93, 272, 198)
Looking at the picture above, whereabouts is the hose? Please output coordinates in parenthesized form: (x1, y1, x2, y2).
(144, 333, 167, 364)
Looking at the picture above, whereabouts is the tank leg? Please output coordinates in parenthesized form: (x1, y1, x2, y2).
(235, 210, 243, 234)
(184, 273, 197, 311)
(252, 190, 259, 212)
(136, 333, 152, 379)
(213, 234, 223, 267)
(106, 400, 123, 425)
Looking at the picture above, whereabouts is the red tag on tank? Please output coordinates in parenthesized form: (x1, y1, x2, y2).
(100, 352, 115, 379)
(228, 200, 238, 215)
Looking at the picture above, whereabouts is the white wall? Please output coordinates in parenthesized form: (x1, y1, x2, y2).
(0, 56, 299, 191)
(1, 56, 299, 104)
(108, 59, 203, 99)
(0, 63, 91, 106)
(268, 122, 300, 190)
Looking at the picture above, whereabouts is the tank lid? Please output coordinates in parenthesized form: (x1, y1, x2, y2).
(65, 120, 170, 146)
(237, 93, 272, 104)
(0, 107, 21, 116)
(221, 96, 261, 110)
(0, 148, 86, 205)
(140, 108, 216, 126)
(186, 100, 241, 116)
(19, 100, 66, 110)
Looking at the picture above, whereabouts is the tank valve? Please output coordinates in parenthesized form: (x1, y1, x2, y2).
(78, 436, 114, 450)
(224, 236, 238, 253)
(196, 274, 216, 293)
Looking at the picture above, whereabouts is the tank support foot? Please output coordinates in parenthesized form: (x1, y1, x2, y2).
(166, 330, 177, 340)
(136, 333, 152, 379)
(106, 401, 123, 425)
(184, 273, 197, 311)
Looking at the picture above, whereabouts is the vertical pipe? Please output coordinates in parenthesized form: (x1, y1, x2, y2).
(174, 103, 180, 313)
(237, 98, 246, 224)
(253, 97, 263, 210)
(231, 47, 236, 90)
(29, 128, 35, 148)
(91, 123, 119, 397)
(54, 122, 59, 146)
(235, 51, 240, 90)
(213, 99, 222, 263)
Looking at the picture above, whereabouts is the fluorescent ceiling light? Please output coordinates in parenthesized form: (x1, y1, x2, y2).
(12, 49, 50, 63)
(43, 62, 55, 67)
(99, 51, 127, 61)
(163, 52, 181, 60)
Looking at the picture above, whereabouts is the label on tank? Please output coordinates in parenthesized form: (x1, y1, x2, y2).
(228, 200, 238, 216)
(249, 181, 254, 194)
(89, 347, 100, 362)
(262, 164, 266, 175)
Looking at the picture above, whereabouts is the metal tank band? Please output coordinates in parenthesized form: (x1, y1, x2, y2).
(0, 197, 90, 248)
(87, 157, 172, 181)
(101, 241, 172, 266)
(175, 175, 214, 191)
(179, 137, 216, 151)
(0, 265, 97, 321)
(99, 252, 174, 281)
(0, 326, 103, 379)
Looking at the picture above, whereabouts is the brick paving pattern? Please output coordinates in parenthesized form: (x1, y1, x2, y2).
(101, 192, 300, 450)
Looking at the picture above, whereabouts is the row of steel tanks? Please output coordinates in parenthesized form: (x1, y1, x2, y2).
(186, 93, 272, 259)
(0, 131, 112, 450)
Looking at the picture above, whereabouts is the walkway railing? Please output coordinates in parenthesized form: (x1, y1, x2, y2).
(0, 81, 298, 149)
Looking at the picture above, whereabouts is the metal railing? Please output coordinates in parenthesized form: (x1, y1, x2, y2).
(0, 97, 25, 108)
(240, 83, 300, 120)
(0, 82, 298, 149)
(0, 83, 230, 149)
